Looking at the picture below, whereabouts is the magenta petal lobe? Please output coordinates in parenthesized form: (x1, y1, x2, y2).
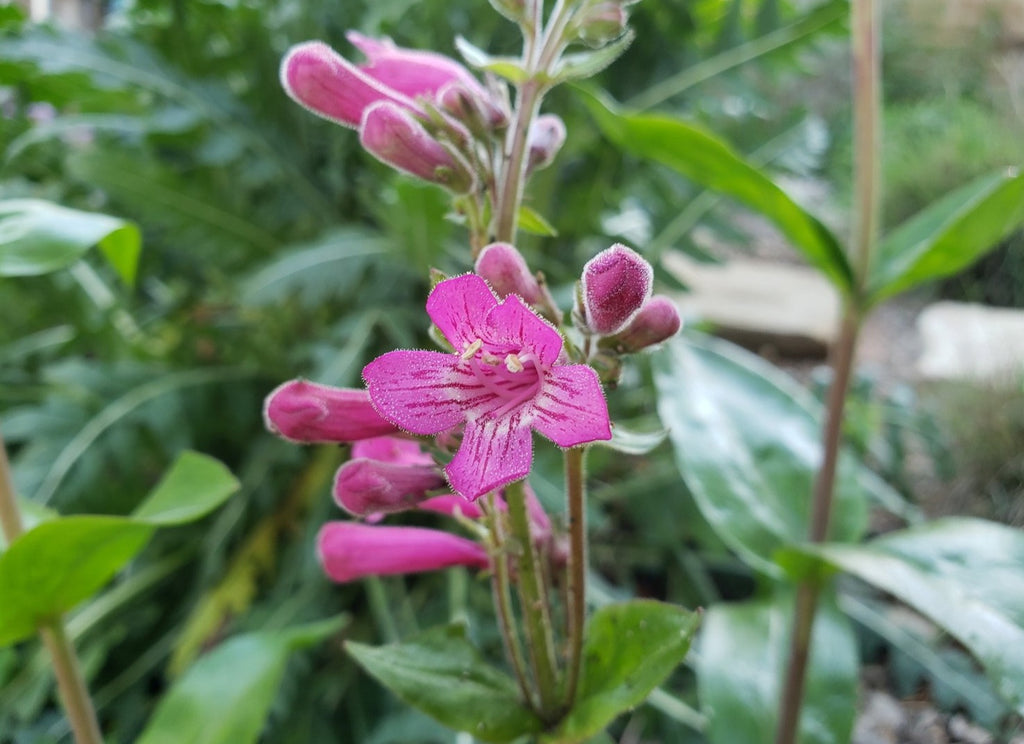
(363, 350, 475, 434)
(446, 416, 533, 500)
(532, 365, 611, 447)
(425, 274, 499, 351)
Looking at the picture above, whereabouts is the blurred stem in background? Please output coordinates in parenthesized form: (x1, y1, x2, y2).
(775, 0, 882, 741)
(0, 428, 105, 744)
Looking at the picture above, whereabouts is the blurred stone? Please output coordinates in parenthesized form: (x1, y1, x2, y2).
(662, 253, 840, 358)
(916, 301, 1024, 380)
(853, 691, 907, 744)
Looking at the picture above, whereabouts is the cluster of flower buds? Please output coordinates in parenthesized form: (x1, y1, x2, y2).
(281, 32, 566, 195)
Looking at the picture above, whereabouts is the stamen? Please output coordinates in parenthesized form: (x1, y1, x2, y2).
(460, 338, 483, 361)
(504, 353, 524, 373)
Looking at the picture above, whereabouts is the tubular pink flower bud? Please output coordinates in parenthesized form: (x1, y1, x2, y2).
(579, 243, 653, 335)
(418, 494, 486, 520)
(317, 522, 489, 582)
(352, 435, 434, 466)
(359, 101, 476, 193)
(280, 41, 418, 129)
(334, 458, 446, 517)
(437, 81, 509, 135)
(263, 380, 399, 443)
(474, 242, 551, 308)
(607, 294, 682, 352)
(346, 31, 488, 102)
(526, 114, 566, 174)
(576, 2, 629, 46)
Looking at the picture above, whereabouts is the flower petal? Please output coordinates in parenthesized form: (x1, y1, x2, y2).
(425, 274, 498, 352)
(446, 414, 533, 500)
(364, 349, 488, 434)
(484, 293, 563, 366)
(280, 41, 416, 129)
(531, 365, 611, 447)
(317, 522, 488, 582)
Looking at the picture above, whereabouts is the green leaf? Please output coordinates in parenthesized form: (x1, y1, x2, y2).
(518, 205, 559, 237)
(0, 499, 57, 553)
(553, 31, 635, 82)
(137, 617, 346, 744)
(0, 451, 238, 646)
(454, 36, 528, 84)
(653, 333, 874, 578)
(810, 518, 1024, 716)
(132, 451, 240, 525)
(0, 517, 153, 646)
(346, 623, 543, 743)
(0, 199, 140, 284)
(699, 589, 858, 744)
(867, 168, 1024, 304)
(580, 91, 853, 290)
(547, 600, 700, 743)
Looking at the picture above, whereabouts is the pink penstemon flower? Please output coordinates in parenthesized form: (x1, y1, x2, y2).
(363, 274, 611, 500)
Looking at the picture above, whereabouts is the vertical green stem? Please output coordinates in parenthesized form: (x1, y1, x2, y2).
(562, 447, 586, 708)
(0, 428, 104, 744)
(493, 80, 544, 243)
(775, 0, 879, 740)
(506, 481, 561, 720)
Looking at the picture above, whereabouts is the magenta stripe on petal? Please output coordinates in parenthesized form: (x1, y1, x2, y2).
(317, 522, 488, 582)
(425, 274, 498, 352)
(532, 365, 612, 447)
(363, 350, 471, 435)
(446, 416, 533, 500)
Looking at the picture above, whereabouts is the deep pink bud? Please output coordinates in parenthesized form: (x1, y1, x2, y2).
(317, 522, 489, 582)
(437, 81, 509, 134)
(475, 243, 547, 305)
(280, 41, 417, 129)
(263, 380, 399, 443)
(352, 436, 434, 466)
(346, 31, 487, 102)
(334, 458, 446, 517)
(580, 243, 654, 335)
(418, 494, 486, 520)
(526, 114, 566, 174)
(360, 101, 475, 192)
(609, 295, 681, 352)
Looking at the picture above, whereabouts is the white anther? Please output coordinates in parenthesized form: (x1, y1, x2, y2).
(460, 338, 483, 361)
(504, 353, 524, 373)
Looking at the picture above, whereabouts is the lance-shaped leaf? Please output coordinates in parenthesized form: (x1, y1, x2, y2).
(137, 617, 346, 744)
(653, 333, 906, 578)
(698, 588, 858, 744)
(346, 623, 543, 743)
(0, 199, 141, 284)
(546, 600, 700, 743)
(805, 518, 1024, 716)
(581, 91, 853, 291)
(0, 451, 238, 646)
(866, 168, 1024, 305)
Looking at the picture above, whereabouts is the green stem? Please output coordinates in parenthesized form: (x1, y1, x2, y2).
(0, 428, 104, 744)
(562, 447, 586, 709)
(493, 80, 544, 243)
(506, 481, 561, 720)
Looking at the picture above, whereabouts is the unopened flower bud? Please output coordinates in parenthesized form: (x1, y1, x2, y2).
(334, 458, 446, 517)
(264, 380, 399, 443)
(526, 114, 566, 174)
(360, 101, 476, 192)
(579, 243, 653, 335)
(352, 435, 434, 466)
(437, 81, 509, 137)
(606, 295, 681, 352)
(318, 522, 489, 582)
(418, 494, 485, 519)
(475, 243, 559, 320)
(576, 2, 629, 47)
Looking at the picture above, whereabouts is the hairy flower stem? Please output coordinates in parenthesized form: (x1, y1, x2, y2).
(506, 481, 562, 720)
(775, 0, 879, 740)
(562, 446, 586, 709)
(0, 429, 104, 744)
(493, 80, 544, 243)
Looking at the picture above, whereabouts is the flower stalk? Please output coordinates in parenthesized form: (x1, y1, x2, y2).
(562, 446, 587, 708)
(0, 428, 105, 744)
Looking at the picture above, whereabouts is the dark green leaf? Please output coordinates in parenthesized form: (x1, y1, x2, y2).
(547, 600, 700, 743)
(867, 168, 1024, 304)
(137, 617, 346, 744)
(132, 451, 240, 526)
(518, 205, 559, 237)
(811, 518, 1024, 715)
(0, 199, 140, 284)
(346, 623, 543, 743)
(699, 589, 858, 744)
(581, 92, 853, 290)
(653, 333, 875, 578)
(0, 517, 153, 646)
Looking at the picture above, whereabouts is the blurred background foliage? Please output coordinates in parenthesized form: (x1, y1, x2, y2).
(0, 0, 1022, 741)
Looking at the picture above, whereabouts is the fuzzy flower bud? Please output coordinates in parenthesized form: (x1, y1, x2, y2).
(334, 458, 446, 517)
(317, 522, 489, 582)
(579, 243, 653, 335)
(576, 2, 629, 46)
(526, 114, 567, 174)
(264, 380, 399, 443)
(474, 243, 558, 320)
(437, 81, 509, 136)
(605, 294, 681, 352)
(360, 101, 476, 192)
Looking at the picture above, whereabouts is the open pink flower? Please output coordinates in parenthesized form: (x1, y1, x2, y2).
(363, 274, 611, 500)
